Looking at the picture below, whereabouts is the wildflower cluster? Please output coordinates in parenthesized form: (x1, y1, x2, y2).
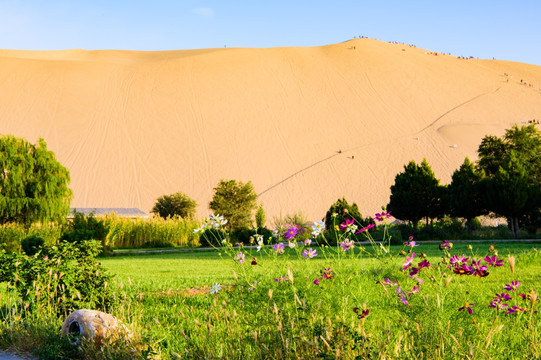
(489, 281, 539, 314)
(193, 214, 228, 233)
(313, 267, 333, 285)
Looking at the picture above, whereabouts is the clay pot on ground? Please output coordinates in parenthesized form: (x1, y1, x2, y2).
(61, 309, 125, 345)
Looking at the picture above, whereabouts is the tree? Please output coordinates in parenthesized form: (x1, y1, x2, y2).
(387, 159, 443, 229)
(0, 135, 72, 225)
(477, 125, 541, 238)
(151, 191, 197, 219)
(482, 151, 540, 239)
(209, 179, 258, 231)
(447, 157, 487, 234)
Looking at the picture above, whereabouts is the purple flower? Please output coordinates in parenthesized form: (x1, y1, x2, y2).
(411, 286, 420, 294)
(375, 211, 391, 222)
(506, 305, 526, 314)
(504, 281, 521, 292)
(274, 276, 288, 282)
(313, 278, 320, 285)
(353, 307, 370, 319)
(321, 268, 333, 280)
(251, 257, 257, 265)
(470, 258, 489, 277)
(439, 240, 453, 251)
(418, 259, 431, 269)
(408, 267, 420, 277)
(304, 239, 312, 246)
(402, 252, 415, 271)
(458, 302, 475, 314)
(284, 226, 298, 240)
(489, 301, 508, 311)
(273, 243, 285, 254)
(302, 248, 318, 259)
(404, 240, 418, 247)
(382, 278, 397, 286)
(340, 239, 355, 252)
(399, 296, 409, 306)
(484, 255, 503, 267)
(453, 264, 474, 276)
(450, 254, 469, 266)
(494, 292, 512, 302)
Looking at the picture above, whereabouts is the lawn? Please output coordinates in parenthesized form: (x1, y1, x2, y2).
(97, 240, 541, 359)
(1, 239, 540, 359)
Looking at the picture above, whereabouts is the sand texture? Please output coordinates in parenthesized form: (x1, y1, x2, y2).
(1, 39, 540, 221)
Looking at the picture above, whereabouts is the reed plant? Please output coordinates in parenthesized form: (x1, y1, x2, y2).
(104, 214, 200, 248)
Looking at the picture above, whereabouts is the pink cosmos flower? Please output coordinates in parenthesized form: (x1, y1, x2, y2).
(340, 239, 355, 252)
(355, 224, 375, 234)
(484, 255, 503, 267)
(302, 248, 318, 259)
(402, 252, 415, 271)
(506, 305, 526, 314)
(284, 226, 298, 240)
(340, 219, 355, 231)
(313, 278, 320, 285)
(273, 243, 285, 254)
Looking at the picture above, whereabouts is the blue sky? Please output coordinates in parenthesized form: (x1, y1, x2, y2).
(1, 0, 540, 65)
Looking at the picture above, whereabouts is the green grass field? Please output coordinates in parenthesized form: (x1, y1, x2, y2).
(2, 240, 541, 359)
(96, 241, 541, 359)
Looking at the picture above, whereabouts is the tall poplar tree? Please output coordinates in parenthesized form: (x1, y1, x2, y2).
(0, 135, 72, 225)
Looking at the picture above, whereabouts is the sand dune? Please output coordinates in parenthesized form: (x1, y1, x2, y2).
(1, 38, 540, 221)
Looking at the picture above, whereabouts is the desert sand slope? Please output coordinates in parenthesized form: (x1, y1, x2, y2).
(1, 38, 540, 221)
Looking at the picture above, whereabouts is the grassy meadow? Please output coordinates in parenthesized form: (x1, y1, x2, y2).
(1, 212, 541, 360)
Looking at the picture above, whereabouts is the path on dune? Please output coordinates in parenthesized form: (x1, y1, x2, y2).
(258, 86, 503, 197)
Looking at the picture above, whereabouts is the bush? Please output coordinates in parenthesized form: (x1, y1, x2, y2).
(61, 212, 108, 244)
(324, 198, 373, 245)
(272, 212, 312, 242)
(0, 240, 114, 316)
(199, 228, 228, 247)
(231, 227, 274, 245)
(151, 191, 197, 219)
(21, 235, 44, 256)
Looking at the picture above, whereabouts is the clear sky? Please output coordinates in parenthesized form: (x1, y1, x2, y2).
(1, 0, 540, 65)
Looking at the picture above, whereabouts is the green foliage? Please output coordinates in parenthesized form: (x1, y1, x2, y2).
(151, 191, 197, 219)
(21, 235, 44, 256)
(447, 157, 487, 234)
(209, 179, 258, 231)
(231, 227, 274, 245)
(477, 125, 541, 238)
(198, 228, 228, 247)
(60, 212, 108, 244)
(0, 240, 114, 316)
(0, 135, 72, 226)
(0, 223, 61, 253)
(255, 203, 266, 228)
(324, 198, 371, 245)
(387, 159, 444, 228)
(105, 214, 199, 248)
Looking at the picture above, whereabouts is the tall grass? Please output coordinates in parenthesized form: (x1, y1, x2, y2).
(104, 214, 200, 248)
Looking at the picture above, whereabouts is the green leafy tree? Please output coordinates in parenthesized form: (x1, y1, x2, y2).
(387, 159, 443, 229)
(447, 157, 487, 234)
(477, 125, 541, 237)
(0, 135, 72, 226)
(483, 151, 540, 239)
(209, 179, 258, 231)
(151, 191, 197, 219)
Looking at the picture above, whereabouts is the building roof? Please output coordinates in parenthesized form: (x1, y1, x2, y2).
(69, 207, 149, 218)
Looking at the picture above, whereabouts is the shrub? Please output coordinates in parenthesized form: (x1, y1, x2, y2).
(0, 240, 114, 316)
(151, 191, 197, 219)
(61, 212, 108, 244)
(255, 204, 266, 228)
(21, 235, 44, 256)
(199, 228, 228, 247)
(324, 198, 372, 245)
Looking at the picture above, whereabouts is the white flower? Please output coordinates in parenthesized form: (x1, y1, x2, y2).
(288, 242, 296, 248)
(209, 283, 221, 294)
